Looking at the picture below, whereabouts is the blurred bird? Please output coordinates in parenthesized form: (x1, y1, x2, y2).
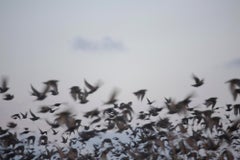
(134, 89, 147, 101)
(0, 77, 9, 93)
(11, 114, 21, 120)
(191, 74, 204, 87)
(84, 79, 101, 94)
(204, 97, 217, 109)
(84, 108, 100, 118)
(44, 80, 59, 95)
(104, 89, 119, 105)
(70, 86, 81, 101)
(3, 94, 14, 100)
(7, 122, 17, 129)
(29, 110, 40, 121)
(146, 98, 155, 105)
(20, 112, 28, 119)
(30, 84, 48, 100)
(226, 78, 240, 101)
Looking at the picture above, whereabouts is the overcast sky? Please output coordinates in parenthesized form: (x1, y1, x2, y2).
(0, 0, 240, 125)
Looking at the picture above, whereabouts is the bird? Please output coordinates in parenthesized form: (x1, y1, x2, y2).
(191, 74, 204, 87)
(11, 113, 21, 120)
(20, 112, 28, 119)
(133, 89, 147, 101)
(3, 94, 14, 100)
(29, 110, 40, 121)
(44, 80, 59, 95)
(0, 77, 9, 93)
(226, 78, 240, 101)
(70, 86, 81, 101)
(104, 89, 119, 105)
(225, 104, 232, 111)
(84, 79, 101, 94)
(7, 122, 17, 129)
(30, 84, 48, 100)
(204, 97, 217, 109)
(146, 98, 155, 105)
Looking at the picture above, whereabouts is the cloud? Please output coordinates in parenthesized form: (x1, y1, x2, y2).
(73, 36, 125, 51)
(225, 58, 240, 68)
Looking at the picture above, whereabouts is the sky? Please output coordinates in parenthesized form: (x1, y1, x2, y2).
(0, 0, 240, 126)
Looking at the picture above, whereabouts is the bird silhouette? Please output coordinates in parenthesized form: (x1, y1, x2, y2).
(133, 89, 147, 101)
(104, 89, 119, 105)
(204, 97, 217, 109)
(44, 80, 59, 95)
(226, 78, 240, 101)
(29, 110, 40, 121)
(0, 77, 9, 93)
(70, 86, 81, 101)
(3, 94, 14, 100)
(191, 74, 204, 87)
(84, 79, 101, 94)
(146, 98, 155, 105)
(30, 84, 48, 100)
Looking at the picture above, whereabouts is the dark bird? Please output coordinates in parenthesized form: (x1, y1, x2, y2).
(39, 128, 48, 135)
(20, 112, 28, 119)
(29, 110, 40, 121)
(3, 94, 14, 100)
(191, 74, 204, 87)
(0, 77, 9, 93)
(79, 89, 89, 104)
(30, 84, 48, 100)
(38, 105, 57, 113)
(225, 104, 232, 111)
(7, 122, 17, 129)
(84, 108, 100, 118)
(104, 89, 119, 105)
(44, 80, 59, 95)
(11, 113, 21, 120)
(226, 78, 240, 101)
(134, 89, 147, 101)
(84, 79, 101, 94)
(70, 86, 81, 101)
(51, 128, 59, 135)
(146, 98, 155, 105)
(204, 97, 217, 109)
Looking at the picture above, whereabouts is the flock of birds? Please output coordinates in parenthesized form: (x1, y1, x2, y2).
(0, 74, 240, 160)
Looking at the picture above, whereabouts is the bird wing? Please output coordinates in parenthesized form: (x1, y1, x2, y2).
(2, 77, 8, 89)
(192, 74, 200, 83)
(31, 85, 40, 96)
(84, 79, 95, 90)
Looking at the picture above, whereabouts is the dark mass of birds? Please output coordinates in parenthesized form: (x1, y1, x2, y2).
(0, 75, 240, 160)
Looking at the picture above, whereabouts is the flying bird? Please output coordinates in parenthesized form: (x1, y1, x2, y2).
(70, 86, 81, 101)
(191, 74, 204, 87)
(146, 98, 155, 105)
(226, 78, 240, 101)
(44, 80, 59, 95)
(3, 94, 14, 100)
(29, 110, 40, 121)
(84, 79, 101, 94)
(104, 89, 119, 105)
(30, 84, 48, 100)
(133, 89, 147, 101)
(0, 77, 9, 93)
(204, 97, 217, 109)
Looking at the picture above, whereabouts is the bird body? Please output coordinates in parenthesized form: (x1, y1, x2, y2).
(134, 89, 147, 101)
(191, 74, 204, 87)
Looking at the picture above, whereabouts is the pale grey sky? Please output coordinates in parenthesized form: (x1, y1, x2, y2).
(0, 0, 240, 125)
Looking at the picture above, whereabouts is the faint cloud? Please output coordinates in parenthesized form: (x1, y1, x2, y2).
(73, 36, 125, 51)
(225, 58, 240, 68)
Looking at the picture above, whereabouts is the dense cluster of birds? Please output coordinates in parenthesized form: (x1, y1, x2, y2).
(0, 75, 240, 160)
